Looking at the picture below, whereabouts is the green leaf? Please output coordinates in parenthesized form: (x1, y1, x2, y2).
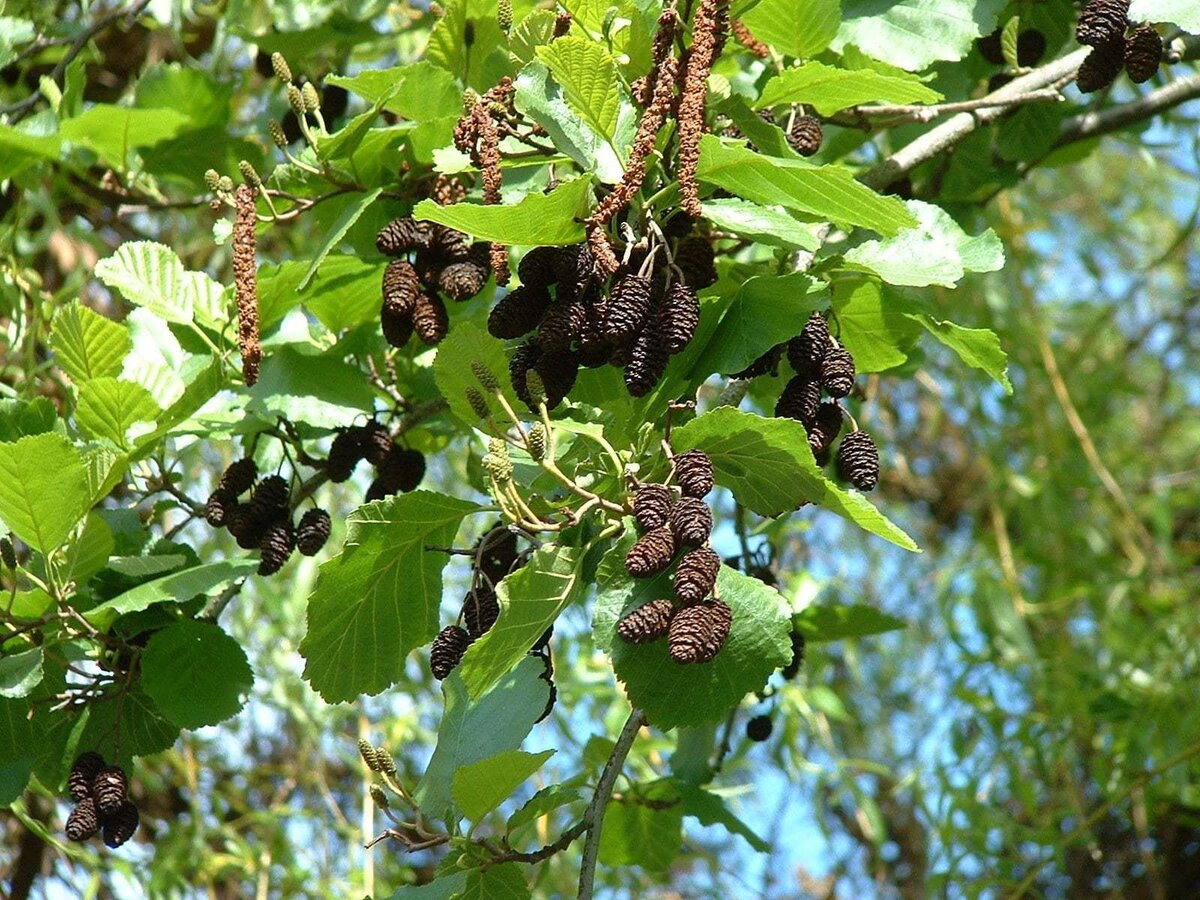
(0, 398, 59, 442)
(459, 546, 582, 700)
(0, 433, 89, 555)
(514, 61, 631, 183)
(75, 378, 161, 449)
(757, 61, 941, 115)
(696, 137, 915, 236)
(693, 272, 828, 377)
(433, 322, 523, 429)
(1128, 0, 1200, 34)
(451, 749, 556, 822)
(1000, 15, 1021, 69)
(844, 200, 1004, 287)
(678, 783, 769, 853)
(141, 621, 253, 729)
(830, 279, 921, 373)
(328, 61, 462, 121)
(248, 346, 377, 430)
(62, 512, 115, 584)
(299, 188, 382, 291)
(93, 241, 225, 327)
(598, 564, 793, 729)
(415, 656, 552, 822)
(995, 102, 1067, 164)
(910, 314, 1012, 393)
(536, 37, 621, 140)
(672, 408, 920, 550)
(132, 358, 227, 454)
(0, 123, 61, 179)
(700, 198, 824, 250)
(794, 602, 906, 641)
(300, 492, 481, 703)
(835, 0, 1005, 71)
(506, 783, 586, 835)
(0, 697, 39, 802)
(460, 864, 531, 900)
(50, 302, 131, 383)
(508, 9, 559, 64)
(84, 559, 259, 631)
(598, 780, 684, 871)
(60, 104, 191, 166)
(385, 875, 468, 900)
(0, 648, 43, 699)
(426, 0, 511, 92)
(79, 685, 179, 759)
(413, 177, 592, 246)
(258, 255, 385, 333)
(133, 63, 231, 129)
(739, 0, 841, 58)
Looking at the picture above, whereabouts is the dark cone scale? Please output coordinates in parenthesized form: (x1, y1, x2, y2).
(633, 483, 672, 531)
(1077, 37, 1126, 92)
(412, 293, 449, 345)
(367, 447, 426, 501)
(776, 376, 821, 424)
(517, 245, 563, 288)
(624, 326, 669, 398)
(730, 343, 784, 380)
(327, 428, 365, 483)
(808, 401, 844, 464)
(781, 629, 806, 680)
(670, 497, 713, 548)
(489, 285, 552, 340)
(219, 458, 258, 496)
(0, 537, 13, 570)
(674, 449, 714, 499)
(361, 422, 394, 466)
(477, 525, 519, 584)
(616, 598, 675, 644)
(258, 522, 295, 576)
(787, 115, 823, 156)
(533, 351, 579, 410)
(102, 800, 139, 848)
(93, 766, 128, 816)
(1017, 29, 1047, 66)
(438, 261, 489, 301)
(68, 751, 105, 802)
(660, 282, 700, 355)
(1124, 24, 1162, 83)
(537, 301, 582, 354)
(250, 475, 290, 521)
(430, 625, 471, 680)
(1076, 0, 1129, 47)
(673, 545, 720, 605)
(667, 599, 732, 664)
(296, 508, 332, 556)
(382, 260, 420, 315)
(787, 312, 830, 378)
(463, 585, 500, 637)
(205, 489, 236, 528)
(625, 526, 676, 578)
(820, 346, 856, 398)
(607, 274, 653, 340)
(381, 303, 414, 348)
(66, 796, 100, 842)
(509, 340, 542, 408)
(836, 430, 880, 492)
(227, 503, 267, 550)
(746, 714, 773, 742)
(376, 216, 431, 255)
(674, 236, 718, 289)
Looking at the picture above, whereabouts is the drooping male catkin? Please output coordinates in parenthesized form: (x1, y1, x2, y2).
(232, 184, 261, 386)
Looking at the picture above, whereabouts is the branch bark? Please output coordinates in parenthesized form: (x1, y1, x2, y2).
(577, 707, 647, 900)
(1052, 72, 1200, 148)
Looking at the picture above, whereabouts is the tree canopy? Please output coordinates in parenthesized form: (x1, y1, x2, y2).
(1, 1, 1198, 897)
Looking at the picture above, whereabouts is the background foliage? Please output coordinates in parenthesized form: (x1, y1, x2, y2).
(1, 0, 1198, 897)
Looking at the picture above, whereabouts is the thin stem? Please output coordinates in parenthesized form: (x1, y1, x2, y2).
(577, 708, 647, 900)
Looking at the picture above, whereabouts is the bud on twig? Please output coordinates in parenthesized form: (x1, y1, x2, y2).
(204, 169, 221, 192)
(301, 82, 321, 113)
(270, 51, 292, 83)
(268, 120, 288, 148)
(287, 83, 306, 118)
(238, 160, 262, 187)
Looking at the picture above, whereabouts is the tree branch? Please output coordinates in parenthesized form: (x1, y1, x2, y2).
(577, 707, 647, 900)
(1052, 72, 1200, 149)
(862, 49, 1087, 190)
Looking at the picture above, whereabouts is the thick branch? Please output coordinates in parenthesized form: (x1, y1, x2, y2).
(577, 707, 647, 900)
(863, 49, 1086, 190)
(1053, 72, 1200, 148)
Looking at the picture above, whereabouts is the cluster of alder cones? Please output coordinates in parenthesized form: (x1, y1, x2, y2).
(375, 214, 492, 348)
(770, 313, 880, 493)
(64, 753, 138, 848)
(204, 459, 331, 575)
(618, 450, 732, 665)
(489, 229, 712, 407)
(428, 525, 556, 720)
(326, 420, 426, 501)
(1075, 0, 1163, 91)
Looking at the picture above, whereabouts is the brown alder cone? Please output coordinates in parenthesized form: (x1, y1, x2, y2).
(585, 7, 679, 274)
(731, 19, 769, 58)
(412, 293, 449, 344)
(617, 598, 675, 644)
(232, 184, 261, 386)
(625, 525, 676, 577)
(677, 0, 728, 218)
(668, 598, 732, 664)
